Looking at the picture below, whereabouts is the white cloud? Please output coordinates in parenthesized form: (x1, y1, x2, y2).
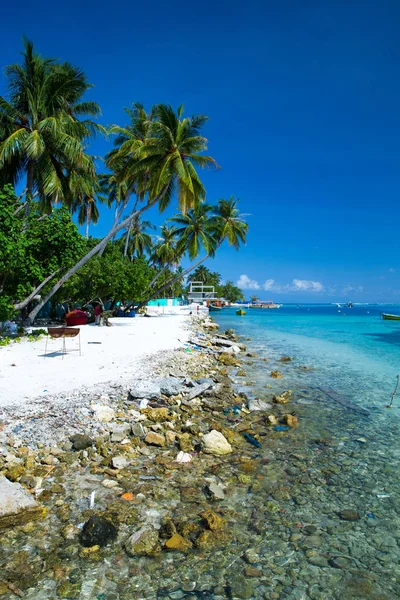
(263, 278, 324, 293)
(291, 279, 324, 292)
(389, 268, 396, 273)
(236, 274, 260, 290)
(342, 284, 364, 294)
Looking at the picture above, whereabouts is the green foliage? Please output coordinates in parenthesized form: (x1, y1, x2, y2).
(60, 247, 155, 305)
(0, 39, 104, 207)
(218, 280, 244, 303)
(0, 185, 86, 316)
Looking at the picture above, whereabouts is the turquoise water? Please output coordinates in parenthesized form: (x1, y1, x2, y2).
(211, 303, 400, 599)
(214, 304, 400, 413)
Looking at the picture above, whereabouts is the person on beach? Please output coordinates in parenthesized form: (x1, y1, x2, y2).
(94, 302, 103, 326)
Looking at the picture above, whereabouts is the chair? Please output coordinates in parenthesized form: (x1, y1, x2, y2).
(44, 327, 81, 358)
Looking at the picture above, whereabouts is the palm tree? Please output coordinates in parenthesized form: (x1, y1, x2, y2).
(121, 216, 154, 259)
(114, 104, 219, 213)
(23, 103, 218, 324)
(188, 265, 212, 284)
(142, 197, 248, 304)
(0, 39, 104, 214)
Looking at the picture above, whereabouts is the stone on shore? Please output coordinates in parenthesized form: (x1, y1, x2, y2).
(201, 430, 232, 455)
(339, 509, 360, 521)
(79, 515, 118, 547)
(158, 377, 185, 396)
(125, 527, 160, 556)
(145, 432, 165, 447)
(270, 370, 282, 379)
(283, 414, 299, 427)
(0, 475, 45, 529)
(69, 434, 93, 450)
(128, 380, 161, 400)
(248, 398, 272, 412)
(111, 455, 128, 469)
(91, 404, 116, 423)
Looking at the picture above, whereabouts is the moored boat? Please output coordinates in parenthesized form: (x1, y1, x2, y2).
(209, 304, 223, 311)
(236, 309, 246, 315)
(249, 301, 282, 309)
(381, 313, 400, 320)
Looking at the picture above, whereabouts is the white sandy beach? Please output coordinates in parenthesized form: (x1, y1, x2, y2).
(0, 315, 190, 408)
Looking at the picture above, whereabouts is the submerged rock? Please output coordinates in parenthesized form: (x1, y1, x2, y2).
(165, 533, 192, 552)
(273, 390, 293, 404)
(283, 414, 299, 426)
(207, 482, 225, 500)
(270, 370, 282, 379)
(69, 433, 93, 450)
(201, 430, 232, 455)
(339, 509, 360, 521)
(79, 515, 118, 547)
(200, 509, 225, 530)
(125, 526, 160, 555)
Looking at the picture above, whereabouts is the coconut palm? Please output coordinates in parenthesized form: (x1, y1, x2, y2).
(187, 265, 213, 284)
(113, 104, 218, 213)
(142, 197, 248, 304)
(0, 39, 104, 214)
(121, 216, 154, 259)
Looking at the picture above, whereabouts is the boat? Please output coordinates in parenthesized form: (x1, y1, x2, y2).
(209, 304, 223, 311)
(236, 309, 246, 315)
(249, 301, 282, 309)
(382, 313, 400, 320)
(65, 309, 88, 326)
(347, 301, 354, 308)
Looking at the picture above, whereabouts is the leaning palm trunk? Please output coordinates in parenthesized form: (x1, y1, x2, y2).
(13, 270, 60, 312)
(123, 221, 133, 257)
(25, 199, 157, 324)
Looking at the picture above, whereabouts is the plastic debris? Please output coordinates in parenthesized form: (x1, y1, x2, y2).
(366, 512, 375, 519)
(175, 451, 193, 463)
(139, 399, 149, 409)
(243, 433, 261, 448)
(376, 494, 390, 498)
(274, 425, 290, 432)
(89, 491, 96, 509)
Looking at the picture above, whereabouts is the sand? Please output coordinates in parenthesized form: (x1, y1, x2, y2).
(0, 315, 190, 408)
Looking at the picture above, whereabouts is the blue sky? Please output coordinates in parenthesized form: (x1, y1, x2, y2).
(1, 0, 399, 302)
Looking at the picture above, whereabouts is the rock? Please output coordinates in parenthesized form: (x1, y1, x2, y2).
(222, 344, 241, 354)
(131, 422, 146, 438)
(273, 390, 292, 404)
(91, 404, 115, 423)
(339, 509, 359, 521)
(207, 482, 225, 500)
(200, 509, 225, 531)
(158, 377, 184, 396)
(267, 415, 278, 425)
(0, 475, 44, 529)
(125, 527, 159, 556)
(79, 515, 118, 547)
(144, 407, 171, 422)
(69, 434, 93, 450)
(217, 353, 240, 366)
(270, 370, 282, 378)
(166, 431, 177, 444)
(175, 451, 192, 463)
(328, 556, 352, 569)
(165, 533, 192, 552)
(111, 455, 128, 469)
(185, 382, 213, 401)
(109, 423, 131, 442)
(283, 414, 298, 427)
(245, 566, 262, 577)
(128, 380, 161, 400)
(179, 433, 194, 452)
(159, 517, 177, 538)
(227, 574, 254, 599)
(57, 582, 82, 599)
(201, 430, 232, 455)
(308, 555, 329, 567)
(248, 398, 272, 412)
(279, 356, 292, 362)
(181, 487, 204, 503)
(145, 432, 165, 447)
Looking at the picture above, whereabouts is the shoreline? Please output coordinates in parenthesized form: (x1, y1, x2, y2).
(0, 315, 399, 599)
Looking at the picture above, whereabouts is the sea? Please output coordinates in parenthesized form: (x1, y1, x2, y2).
(210, 303, 400, 599)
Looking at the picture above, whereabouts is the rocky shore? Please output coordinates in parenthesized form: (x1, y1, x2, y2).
(0, 315, 399, 600)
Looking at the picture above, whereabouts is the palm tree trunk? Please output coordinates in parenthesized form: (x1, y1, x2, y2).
(86, 203, 92, 239)
(13, 270, 60, 312)
(25, 198, 158, 324)
(124, 221, 132, 257)
(24, 161, 34, 221)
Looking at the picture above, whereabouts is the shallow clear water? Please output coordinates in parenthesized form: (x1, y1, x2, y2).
(214, 304, 400, 412)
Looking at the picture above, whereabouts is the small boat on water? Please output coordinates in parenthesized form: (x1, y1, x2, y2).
(249, 301, 282, 309)
(236, 309, 246, 315)
(382, 313, 400, 320)
(209, 304, 223, 312)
